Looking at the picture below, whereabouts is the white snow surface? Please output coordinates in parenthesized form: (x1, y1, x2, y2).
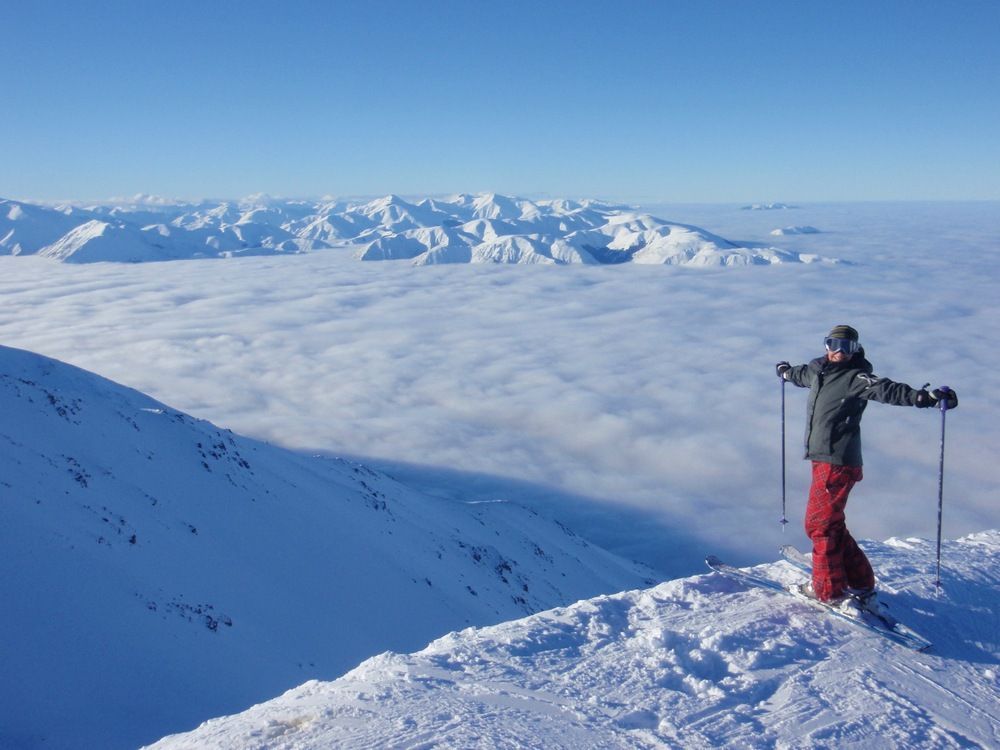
(148, 532, 1000, 750)
(0, 345, 653, 750)
(0, 199, 86, 254)
(0, 193, 832, 266)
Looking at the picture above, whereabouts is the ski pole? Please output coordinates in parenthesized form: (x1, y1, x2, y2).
(780, 375, 788, 531)
(934, 386, 951, 589)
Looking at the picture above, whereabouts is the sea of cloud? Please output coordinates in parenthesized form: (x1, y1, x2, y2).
(1, 201, 996, 575)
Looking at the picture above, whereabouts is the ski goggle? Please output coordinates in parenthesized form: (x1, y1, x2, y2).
(825, 337, 859, 354)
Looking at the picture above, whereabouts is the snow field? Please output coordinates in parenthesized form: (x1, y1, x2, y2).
(148, 533, 1000, 749)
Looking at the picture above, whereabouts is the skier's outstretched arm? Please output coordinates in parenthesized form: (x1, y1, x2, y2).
(855, 374, 959, 409)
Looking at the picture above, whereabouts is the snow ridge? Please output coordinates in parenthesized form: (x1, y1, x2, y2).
(0, 345, 654, 750)
(0, 194, 839, 266)
(148, 532, 1000, 749)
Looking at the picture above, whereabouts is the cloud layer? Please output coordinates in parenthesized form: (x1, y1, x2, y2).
(1, 202, 996, 574)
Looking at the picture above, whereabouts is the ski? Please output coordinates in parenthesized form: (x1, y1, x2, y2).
(778, 544, 900, 627)
(705, 555, 931, 651)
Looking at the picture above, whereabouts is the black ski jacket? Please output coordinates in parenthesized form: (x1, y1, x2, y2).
(785, 352, 922, 466)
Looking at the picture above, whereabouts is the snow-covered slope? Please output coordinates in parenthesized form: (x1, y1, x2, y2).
(1, 193, 839, 265)
(0, 198, 90, 255)
(148, 532, 1000, 749)
(0, 345, 654, 750)
(37, 219, 203, 262)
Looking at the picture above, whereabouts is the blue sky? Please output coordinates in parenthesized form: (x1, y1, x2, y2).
(5, 1, 999, 203)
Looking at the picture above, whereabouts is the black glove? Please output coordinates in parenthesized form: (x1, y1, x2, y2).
(776, 361, 791, 379)
(914, 390, 936, 408)
(933, 387, 958, 410)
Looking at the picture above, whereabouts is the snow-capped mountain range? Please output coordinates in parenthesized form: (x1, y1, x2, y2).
(1, 193, 836, 265)
(147, 532, 1000, 749)
(0, 345, 654, 750)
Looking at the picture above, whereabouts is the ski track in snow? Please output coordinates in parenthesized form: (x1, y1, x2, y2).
(148, 533, 1000, 750)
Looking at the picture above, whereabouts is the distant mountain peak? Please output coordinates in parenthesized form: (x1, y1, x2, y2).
(2, 193, 841, 266)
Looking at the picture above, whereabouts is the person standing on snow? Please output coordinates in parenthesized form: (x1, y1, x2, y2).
(775, 325, 958, 604)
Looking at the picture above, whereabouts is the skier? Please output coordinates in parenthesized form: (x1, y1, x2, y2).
(775, 325, 958, 605)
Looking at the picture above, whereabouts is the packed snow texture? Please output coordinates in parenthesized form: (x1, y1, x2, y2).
(0, 193, 834, 266)
(148, 532, 1000, 749)
(0, 345, 653, 750)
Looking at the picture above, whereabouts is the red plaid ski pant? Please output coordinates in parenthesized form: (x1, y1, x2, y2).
(805, 461, 875, 601)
